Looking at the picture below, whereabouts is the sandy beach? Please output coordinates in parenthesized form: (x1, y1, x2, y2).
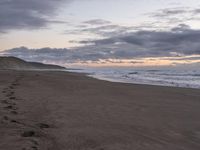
(0, 70, 200, 150)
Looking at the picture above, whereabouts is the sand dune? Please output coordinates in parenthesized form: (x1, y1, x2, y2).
(0, 70, 200, 150)
(0, 56, 65, 70)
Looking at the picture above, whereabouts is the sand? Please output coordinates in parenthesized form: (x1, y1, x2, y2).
(0, 70, 200, 150)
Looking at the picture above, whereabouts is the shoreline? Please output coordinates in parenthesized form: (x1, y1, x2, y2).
(66, 68, 200, 90)
(88, 74, 200, 90)
(0, 70, 200, 150)
(65, 69, 200, 90)
(4, 69, 199, 90)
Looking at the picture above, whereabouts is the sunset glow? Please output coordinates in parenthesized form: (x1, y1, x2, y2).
(0, 0, 200, 68)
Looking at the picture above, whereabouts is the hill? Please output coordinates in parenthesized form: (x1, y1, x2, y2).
(0, 56, 65, 70)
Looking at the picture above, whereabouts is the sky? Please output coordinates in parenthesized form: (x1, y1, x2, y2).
(0, 0, 200, 68)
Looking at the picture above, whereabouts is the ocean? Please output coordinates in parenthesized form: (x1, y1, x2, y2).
(67, 67, 200, 89)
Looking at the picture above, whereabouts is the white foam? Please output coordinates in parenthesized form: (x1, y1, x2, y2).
(67, 68, 200, 89)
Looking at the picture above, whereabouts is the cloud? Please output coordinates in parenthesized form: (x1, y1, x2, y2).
(82, 19, 111, 25)
(0, 0, 70, 32)
(151, 7, 188, 18)
(148, 7, 200, 25)
(1, 24, 200, 66)
(192, 8, 200, 15)
(80, 24, 132, 37)
(0, 46, 112, 64)
(77, 24, 200, 57)
(65, 6, 200, 43)
(65, 20, 135, 38)
(65, 6, 200, 40)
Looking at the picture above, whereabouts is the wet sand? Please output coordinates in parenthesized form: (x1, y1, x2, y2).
(0, 70, 200, 150)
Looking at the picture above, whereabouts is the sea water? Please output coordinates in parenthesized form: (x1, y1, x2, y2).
(67, 67, 200, 89)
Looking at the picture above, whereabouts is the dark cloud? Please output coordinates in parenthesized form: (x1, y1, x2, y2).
(0, 0, 70, 32)
(122, 29, 200, 56)
(0, 46, 111, 63)
(192, 8, 200, 14)
(1, 25, 200, 65)
(77, 25, 200, 57)
(171, 24, 191, 31)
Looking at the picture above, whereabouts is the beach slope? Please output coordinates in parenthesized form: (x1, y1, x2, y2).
(0, 70, 200, 150)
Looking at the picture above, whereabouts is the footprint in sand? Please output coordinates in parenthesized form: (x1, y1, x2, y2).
(37, 123, 50, 129)
(1, 116, 17, 123)
(3, 116, 9, 121)
(22, 138, 40, 150)
(31, 146, 38, 150)
(10, 119, 18, 123)
(21, 131, 36, 137)
(4, 105, 14, 109)
(2, 88, 8, 92)
(2, 90, 6, 93)
(2, 100, 16, 107)
(30, 140, 39, 146)
(9, 86, 14, 89)
(9, 96, 16, 100)
(9, 91, 15, 95)
(12, 83, 19, 86)
(6, 93, 14, 97)
(10, 110, 18, 115)
(4, 105, 18, 111)
(1, 100, 9, 104)
(22, 146, 38, 150)
(2, 77, 41, 150)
